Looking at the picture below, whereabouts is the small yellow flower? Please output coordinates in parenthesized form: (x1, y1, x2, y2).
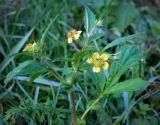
(67, 29, 82, 43)
(23, 42, 39, 53)
(87, 52, 109, 73)
(23, 43, 33, 52)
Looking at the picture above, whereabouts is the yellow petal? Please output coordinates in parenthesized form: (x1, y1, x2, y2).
(77, 30, 82, 35)
(68, 37, 73, 43)
(32, 43, 37, 47)
(23, 44, 32, 51)
(86, 58, 93, 64)
(100, 53, 109, 61)
(74, 33, 80, 40)
(71, 29, 76, 34)
(102, 62, 109, 69)
(74, 30, 82, 40)
(92, 52, 100, 59)
(92, 66, 100, 73)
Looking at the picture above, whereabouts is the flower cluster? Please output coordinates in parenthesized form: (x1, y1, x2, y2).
(67, 28, 109, 73)
(23, 43, 39, 53)
(67, 29, 82, 44)
(87, 52, 109, 73)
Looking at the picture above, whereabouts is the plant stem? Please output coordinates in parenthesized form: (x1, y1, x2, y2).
(70, 91, 77, 125)
(69, 66, 78, 125)
(81, 96, 100, 120)
(71, 43, 80, 52)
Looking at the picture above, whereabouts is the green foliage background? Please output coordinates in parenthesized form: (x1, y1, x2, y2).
(0, 0, 160, 125)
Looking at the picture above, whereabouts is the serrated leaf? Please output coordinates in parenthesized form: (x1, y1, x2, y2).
(108, 45, 141, 85)
(107, 78, 148, 95)
(87, 69, 106, 93)
(102, 33, 140, 52)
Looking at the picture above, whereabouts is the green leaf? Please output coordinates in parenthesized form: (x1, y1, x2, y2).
(4, 60, 44, 83)
(40, 14, 59, 45)
(107, 78, 148, 95)
(102, 33, 140, 52)
(5, 61, 31, 83)
(15, 76, 61, 87)
(19, 62, 44, 75)
(73, 51, 88, 65)
(0, 28, 34, 73)
(113, 2, 139, 32)
(0, 27, 10, 50)
(150, 21, 160, 37)
(0, 42, 6, 57)
(108, 45, 141, 85)
(44, 60, 65, 83)
(87, 69, 106, 94)
(84, 7, 96, 34)
(97, 108, 112, 125)
(88, 33, 104, 42)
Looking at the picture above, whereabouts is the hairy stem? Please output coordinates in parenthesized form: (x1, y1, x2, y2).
(70, 92, 77, 125)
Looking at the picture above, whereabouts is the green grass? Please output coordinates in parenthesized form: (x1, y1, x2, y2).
(0, 0, 160, 125)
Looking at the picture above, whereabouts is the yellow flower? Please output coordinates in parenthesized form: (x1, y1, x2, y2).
(23, 43, 33, 52)
(67, 29, 82, 43)
(87, 52, 109, 73)
(23, 42, 39, 53)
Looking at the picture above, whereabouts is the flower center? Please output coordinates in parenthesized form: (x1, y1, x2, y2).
(93, 58, 104, 67)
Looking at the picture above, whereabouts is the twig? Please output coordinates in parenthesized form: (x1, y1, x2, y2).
(70, 92, 77, 125)
(71, 43, 80, 52)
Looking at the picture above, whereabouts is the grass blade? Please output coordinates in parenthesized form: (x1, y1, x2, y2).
(15, 76, 61, 87)
(0, 28, 35, 73)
